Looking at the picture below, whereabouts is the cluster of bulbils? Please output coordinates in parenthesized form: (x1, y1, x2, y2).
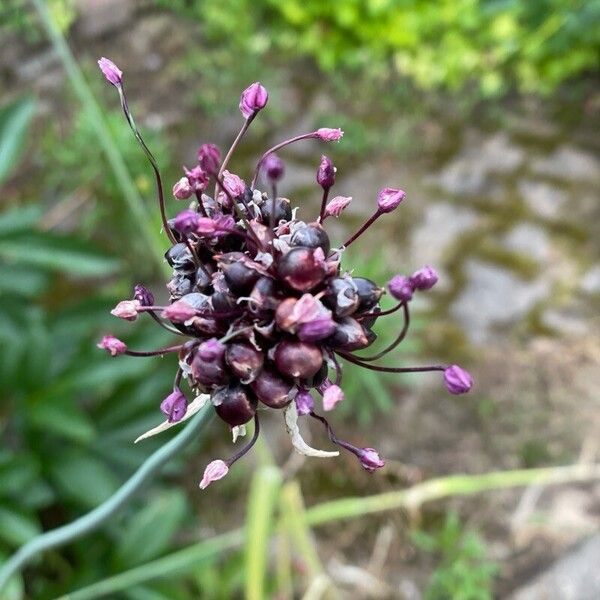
(96, 57, 473, 489)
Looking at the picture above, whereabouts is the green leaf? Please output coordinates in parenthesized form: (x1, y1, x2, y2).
(29, 397, 96, 444)
(0, 232, 120, 277)
(116, 490, 188, 568)
(244, 465, 282, 600)
(0, 96, 36, 185)
(49, 452, 120, 508)
(0, 506, 41, 547)
(0, 264, 50, 297)
(0, 205, 42, 237)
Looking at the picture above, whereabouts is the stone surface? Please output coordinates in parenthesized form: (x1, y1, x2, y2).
(451, 260, 550, 344)
(410, 202, 478, 267)
(581, 265, 600, 295)
(510, 534, 600, 600)
(502, 224, 552, 264)
(530, 146, 600, 184)
(518, 179, 568, 220)
(75, 0, 135, 38)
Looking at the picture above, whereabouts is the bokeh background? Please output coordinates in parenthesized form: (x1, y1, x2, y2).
(1, 0, 599, 598)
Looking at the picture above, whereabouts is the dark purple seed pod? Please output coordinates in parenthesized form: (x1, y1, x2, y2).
(211, 291, 238, 312)
(250, 277, 279, 313)
(290, 223, 330, 255)
(324, 277, 360, 317)
(353, 277, 384, 312)
(274, 340, 324, 379)
(191, 349, 229, 388)
(260, 197, 292, 224)
(327, 317, 370, 350)
(165, 243, 195, 272)
(299, 361, 328, 388)
(212, 384, 257, 426)
(225, 342, 265, 383)
(221, 261, 261, 295)
(194, 269, 212, 292)
(278, 247, 327, 292)
(360, 307, 381, 329)
(179, 292, 210, 311)
(166, 272, 194, 300)
(250, 368, 295, 408)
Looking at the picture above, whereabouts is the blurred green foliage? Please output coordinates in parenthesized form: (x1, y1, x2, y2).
(155, 0, 599, 97)
(412, 512, 499, 599)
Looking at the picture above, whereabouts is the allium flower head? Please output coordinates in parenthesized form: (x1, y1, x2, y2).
(97, 70, 474, 486)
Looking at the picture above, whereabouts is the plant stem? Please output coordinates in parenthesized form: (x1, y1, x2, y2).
(0, 406, 214, 591)
(31, 0, 166, 271)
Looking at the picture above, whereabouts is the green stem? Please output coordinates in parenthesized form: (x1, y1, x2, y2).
(31, 0, 166, 271)
(0, 406, 214, 591)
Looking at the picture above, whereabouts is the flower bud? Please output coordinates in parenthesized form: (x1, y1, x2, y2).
(264, 153, 285, 182)
(97, 335, 127, 356)
(133, 284, 154, 307)
(410, 266, 438, 291)
(353, 277, 383, 312)
(377, 187, 406, 213)
(250, 368, 295, 408)
(239, 82, 268, 119)
(172, 209, 200, 235)
(184, 165, 209, 192)
(297, 315, 337, 342)
(357, 447, 385, 472)
(325, 195, 352, 218)
(322, 384, 344, 411)
(197, 143, 221, 174)
(111, 300, 140, 321)
(213, 384, 257, 426)
(290, 223, 330, 254)
(97, 57, 122, 86)
(388, 275, 413, 302)
(443, 365, 473, 395)
(172, 177, 193, 200)
(198, 338, 225, 361)
(278, 247, 327, 292)
(222, 170, 246, 198)
(274, 340, 323, 379)
(295, 390, 314, 415)
(225, 342, 264, 383)
(316, 127, 343, 142)
(160, 388, 187, 423)
(316, 155, 336, 189)
(162, 299, 197, 323)
(199, 459, 229, 489)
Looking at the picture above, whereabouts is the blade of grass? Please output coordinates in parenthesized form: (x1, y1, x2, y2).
(56, 529, 244, 600)
(274, 522, 293, 600)
(54, 462, 600, 598)
(30, 0, 167, 271)
(245, 465, 282, 600)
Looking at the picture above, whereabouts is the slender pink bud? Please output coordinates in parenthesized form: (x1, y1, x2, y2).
(316, 128, 343, 142)
(184, 165, 209, 192)
(172, 177, 193, 200)
(197, 143, 221, 174)
(199, 459, 229, 489)
(377, 187, 406, 213)
(239, 82, 268, 119)
(162, 299, 197, 323)
(295, 390, 315, 415)
(410, 266, 438, 291)
(323, 384, 344, 411)
(97, 57, 122, 86)
(111, 300, 140, 321)
(160, 388, 188, 423)
(325, 195, 352, 218)
(264, 153, 285, 182)
(317, 155, 336, 189)
(388, 275, 413, 302)
(97, 335, 127, 356)
(222, 170, 246, 198)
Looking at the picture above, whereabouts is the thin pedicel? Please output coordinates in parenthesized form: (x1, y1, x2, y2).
(96, 57, 474, 489)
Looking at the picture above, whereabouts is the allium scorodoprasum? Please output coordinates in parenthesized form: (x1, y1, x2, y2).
(97, 58, 473, 488)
